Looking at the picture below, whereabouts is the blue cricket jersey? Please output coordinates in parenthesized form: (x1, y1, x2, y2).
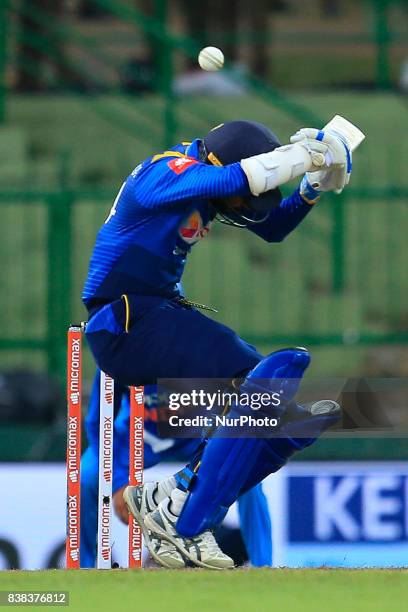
(82, 139, 312, 310)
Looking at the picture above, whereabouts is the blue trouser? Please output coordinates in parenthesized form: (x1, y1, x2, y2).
(83, 297, 276, 565)
(237, 485, 272, 567)
(85, 295, 262, 385)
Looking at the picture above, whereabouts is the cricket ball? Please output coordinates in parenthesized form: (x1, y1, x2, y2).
(198, 46, 224, 72)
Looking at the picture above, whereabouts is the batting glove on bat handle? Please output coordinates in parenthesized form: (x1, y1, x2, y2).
(290, 128, 352, 194)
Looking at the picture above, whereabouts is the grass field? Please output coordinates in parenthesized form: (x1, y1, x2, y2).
(2, 568, 408, 611)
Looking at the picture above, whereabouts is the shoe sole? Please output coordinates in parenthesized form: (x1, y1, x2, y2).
(123, 486, 186, 570)
(144, 513, 234, 571)
(310, 399, 340, 416)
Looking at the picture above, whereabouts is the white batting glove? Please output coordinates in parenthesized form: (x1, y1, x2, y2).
(290, 128, 352, 194)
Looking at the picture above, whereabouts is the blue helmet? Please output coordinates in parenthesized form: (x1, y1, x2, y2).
(202, 120, 282, 226)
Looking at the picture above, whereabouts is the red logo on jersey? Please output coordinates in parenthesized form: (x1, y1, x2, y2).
(168, 157, 198, 174)
(179, 211, 212, 244)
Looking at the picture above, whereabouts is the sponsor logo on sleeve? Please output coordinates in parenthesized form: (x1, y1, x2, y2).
(168, 157, 198, 174)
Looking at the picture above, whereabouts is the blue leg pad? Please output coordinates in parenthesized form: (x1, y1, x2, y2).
(177, 347, 316, 537)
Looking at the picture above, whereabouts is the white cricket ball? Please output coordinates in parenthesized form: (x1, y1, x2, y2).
(198, 46, 224, 72)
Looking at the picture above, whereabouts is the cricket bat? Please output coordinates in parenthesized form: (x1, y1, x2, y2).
(324, 115, 365, 152)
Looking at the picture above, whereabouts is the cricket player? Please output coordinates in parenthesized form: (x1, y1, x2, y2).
(82, 120, 350, 568)
(80, 370, 273, 568)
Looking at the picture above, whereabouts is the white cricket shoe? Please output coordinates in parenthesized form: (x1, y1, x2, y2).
(123, 483, 187, 569)
(144, 497, 235, 570)
(123, 482, 158, 523)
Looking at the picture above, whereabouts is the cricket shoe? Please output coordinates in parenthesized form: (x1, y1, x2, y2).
(123, 482, 158, 524)
(144, 498, 235, 570)
(123, 483, 186, 569)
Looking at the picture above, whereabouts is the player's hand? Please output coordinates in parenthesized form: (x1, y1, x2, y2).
(290, 128, 352, 194)
(307, 165, 351, 194)
(113, 485, 129, 525)
(299, 175, 322, 205)
(240, 128, 351, 196)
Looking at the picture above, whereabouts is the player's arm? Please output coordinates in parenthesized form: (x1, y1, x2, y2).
(132, 130, 348, 209)
(246, 128, 352, 242)
(246, 187, 315, 243)
(133, 158, 251, 208)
